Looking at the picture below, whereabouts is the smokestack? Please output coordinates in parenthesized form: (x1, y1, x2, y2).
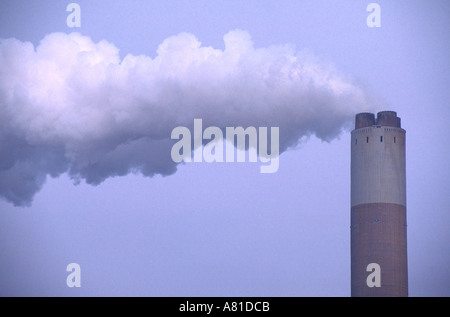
(350, 111, 408, 297)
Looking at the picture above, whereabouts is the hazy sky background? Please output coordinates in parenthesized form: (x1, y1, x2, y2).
(0, 0, 449, 296)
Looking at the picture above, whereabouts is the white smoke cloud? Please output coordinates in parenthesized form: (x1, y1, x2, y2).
(0, 30, 372, 206)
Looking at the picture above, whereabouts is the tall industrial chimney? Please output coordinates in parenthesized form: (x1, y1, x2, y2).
(351, 111, 408, 297)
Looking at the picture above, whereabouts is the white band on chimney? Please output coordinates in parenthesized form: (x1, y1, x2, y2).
(351, 126, 406, 207)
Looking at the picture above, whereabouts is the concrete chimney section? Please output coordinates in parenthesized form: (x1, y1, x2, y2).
(351, 111, 408, 297)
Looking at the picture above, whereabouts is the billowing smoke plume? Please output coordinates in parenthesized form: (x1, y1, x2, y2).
(0, 31, 372, 206)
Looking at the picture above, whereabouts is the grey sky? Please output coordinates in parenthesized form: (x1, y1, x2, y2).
(0, 0, 449, 296)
